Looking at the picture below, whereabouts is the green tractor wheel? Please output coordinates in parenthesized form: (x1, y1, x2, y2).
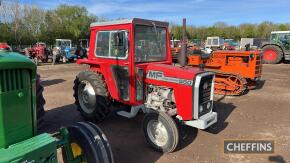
(62, 122, 114, 163)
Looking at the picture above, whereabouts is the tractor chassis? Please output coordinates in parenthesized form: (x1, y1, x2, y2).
(116, 105, 217, 129)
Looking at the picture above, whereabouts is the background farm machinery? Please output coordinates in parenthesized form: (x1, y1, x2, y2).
(25, 42, 53, 64)
(52, 39, 88, 63)
(188, 50, 262, 95)
(0, 43, 11, 51)
(261, 31, 290, 64)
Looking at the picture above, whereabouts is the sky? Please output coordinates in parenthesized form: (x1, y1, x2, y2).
(18, 0, 290, 26)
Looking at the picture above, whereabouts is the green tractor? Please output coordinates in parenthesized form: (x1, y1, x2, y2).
(0, 49, 113, 162)
(262, 31, 290, 64)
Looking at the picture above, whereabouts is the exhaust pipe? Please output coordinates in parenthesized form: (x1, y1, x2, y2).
(178, 18, 187, 67)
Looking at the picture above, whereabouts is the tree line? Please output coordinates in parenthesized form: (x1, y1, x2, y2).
(1, 1, 290, 46)
(0, 0, 104, 46)
(170, 22, 290, 41)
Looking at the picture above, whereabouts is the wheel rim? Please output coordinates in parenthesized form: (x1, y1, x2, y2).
(70, 143, 87, 163)
(263, 49, 277, 61)
(147, 120, 169, 147)
(78, 80, 96, 114)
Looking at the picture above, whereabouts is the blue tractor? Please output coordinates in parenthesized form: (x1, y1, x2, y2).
(53, 39, 77, 63)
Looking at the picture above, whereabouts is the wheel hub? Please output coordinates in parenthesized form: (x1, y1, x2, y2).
(264, 49, 277, 61)
(78, 81, 96, 114)
(147, 120, 169, 147)
(70, 143, 87, 163)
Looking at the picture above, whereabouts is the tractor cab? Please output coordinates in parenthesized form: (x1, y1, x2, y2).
(205, 36, 224, 51)
(270, 31, 290, 47)
(78, 19, 178, 103)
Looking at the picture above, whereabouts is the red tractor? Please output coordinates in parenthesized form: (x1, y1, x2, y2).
(25, 42, 52, 64)
(74, 18, 217, 153)
(0, 43, 11, 51)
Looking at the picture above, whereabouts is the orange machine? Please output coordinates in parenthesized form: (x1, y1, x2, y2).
(188, 50, 262, 95)
(171, 45, 201, 63)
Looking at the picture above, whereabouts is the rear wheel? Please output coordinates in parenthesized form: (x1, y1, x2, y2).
(262, 45, 283, 64)
(36, 74, 45, 126)
(62, 122, 114, 163)
(74, 70, 111, 123)
(142, 111, 179, 153)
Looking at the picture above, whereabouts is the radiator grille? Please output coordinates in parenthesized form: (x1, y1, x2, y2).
(198, 74, 214, 117)
(0, 69, 30, 92)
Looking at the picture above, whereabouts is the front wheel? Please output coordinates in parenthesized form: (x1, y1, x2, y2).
(62, 122, 114, 163)
(142, 111, 179, 153)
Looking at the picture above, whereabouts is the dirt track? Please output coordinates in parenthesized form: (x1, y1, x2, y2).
(38, 63, 290, 163)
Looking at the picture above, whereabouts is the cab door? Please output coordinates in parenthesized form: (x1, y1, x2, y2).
(95, 29, 132, 102)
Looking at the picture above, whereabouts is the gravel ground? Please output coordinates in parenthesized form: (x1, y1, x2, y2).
(38, 63, 290, 163)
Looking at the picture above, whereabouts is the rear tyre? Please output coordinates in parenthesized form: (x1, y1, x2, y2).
(74, 70, 111, 123)
(36, 74, 45, 126)
(62, 122, 114, 163)
(262, 45, 283, 64)
(142, 111, 179, 153)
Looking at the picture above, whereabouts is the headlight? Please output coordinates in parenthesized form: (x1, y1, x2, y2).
(199, 105, 203, 112)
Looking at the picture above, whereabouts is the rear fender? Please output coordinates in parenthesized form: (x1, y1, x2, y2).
(76, 59, 120, 103)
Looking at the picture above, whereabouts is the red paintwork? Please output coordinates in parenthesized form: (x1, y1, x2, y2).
(263, 49, 277, 61)
(144, 64, 201, 120)
(0, 43, 10, 50)
(77, 19, 202, 120)
(224, 43, 235, 50)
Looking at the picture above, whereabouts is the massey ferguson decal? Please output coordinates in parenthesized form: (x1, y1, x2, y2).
(147, 71, 193, 86)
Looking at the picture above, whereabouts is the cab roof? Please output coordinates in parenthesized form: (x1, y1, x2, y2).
(90, 18, 169, 28)
(271, 31, 290, 34)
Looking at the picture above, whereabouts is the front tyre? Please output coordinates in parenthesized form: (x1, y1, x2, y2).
(62, 122, 114, 163)
(74, 70, 111, 123)
(142, 111, 179, 153)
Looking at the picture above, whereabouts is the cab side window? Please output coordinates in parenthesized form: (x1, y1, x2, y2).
(96, 31, 110, 57)
(95, 30, 128, 59)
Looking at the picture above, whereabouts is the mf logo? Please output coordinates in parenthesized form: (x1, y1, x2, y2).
(147, 71, 164, 79)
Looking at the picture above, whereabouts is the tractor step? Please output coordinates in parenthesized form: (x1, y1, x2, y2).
(117, 105, 145, 118)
